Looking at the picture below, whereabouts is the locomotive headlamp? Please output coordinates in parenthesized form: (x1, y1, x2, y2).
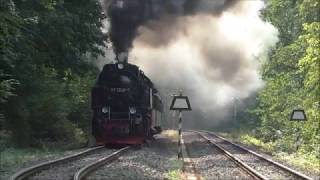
(129, 107, 136, 114)
(117, 63, 124, 70)
(135, 115, 142, 124)
(102, 106, 109, 114)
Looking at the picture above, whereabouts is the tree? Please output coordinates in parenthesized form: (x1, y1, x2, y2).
(251, 0, 320, 154)
(1, 0, 106, 147)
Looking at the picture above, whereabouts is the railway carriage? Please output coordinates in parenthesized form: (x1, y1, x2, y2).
(91, 61, 163, 145)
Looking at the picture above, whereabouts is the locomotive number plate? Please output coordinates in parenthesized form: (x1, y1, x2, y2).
(110, 88, 130, 93)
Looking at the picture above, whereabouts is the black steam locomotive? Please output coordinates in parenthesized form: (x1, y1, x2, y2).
(91, 60, 163, 145)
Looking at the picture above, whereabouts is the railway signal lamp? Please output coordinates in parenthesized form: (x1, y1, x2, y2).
(102, 106, 109, 114)
(129, 107, 137, 114)
(290, 109, 307, 121)
(170, 95, 192, 111)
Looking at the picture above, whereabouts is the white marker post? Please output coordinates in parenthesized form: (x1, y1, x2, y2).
(290, 109, 307, 151)
(170, 91, 192, 159)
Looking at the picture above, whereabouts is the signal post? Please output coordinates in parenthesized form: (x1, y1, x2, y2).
(290, 109, 307, 151)
(170, 91, 192, 159)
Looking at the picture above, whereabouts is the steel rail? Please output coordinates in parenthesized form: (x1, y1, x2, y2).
(193, 131, 267, 180)
(73, 146, 131, 180)
(11, 146, 105, 180)
(202, 130, 313, 180)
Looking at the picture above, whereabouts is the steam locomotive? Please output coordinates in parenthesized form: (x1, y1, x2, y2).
(91, 58, 163, 145)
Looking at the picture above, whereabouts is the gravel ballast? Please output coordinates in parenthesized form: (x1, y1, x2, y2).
(217, 133, 320, 180)
(207, 133, 307, 180)
(87, 134, 181, 180)
(183, 132, 254, 180)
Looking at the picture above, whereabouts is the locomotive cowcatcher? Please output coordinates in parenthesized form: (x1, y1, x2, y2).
(91, 60, 163, 145)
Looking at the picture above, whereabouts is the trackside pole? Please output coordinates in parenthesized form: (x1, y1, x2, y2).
(169, 90, 192, 160)
(178, 110, 182, 159)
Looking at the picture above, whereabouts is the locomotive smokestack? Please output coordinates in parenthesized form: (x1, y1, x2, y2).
(102, 0, 149, 60)
(117, 52, 128, 64)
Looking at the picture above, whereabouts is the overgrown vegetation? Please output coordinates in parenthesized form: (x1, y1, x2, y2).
(220, 130, 320, 174)
(0, 147, 64, 177)
(230, 0, 319, 172)
(256, 0, 319, 156)
(166, 169, 181, 180)
(165, 159, 183, 180)
(234, 0, 320, 153)
(0, 0, 105, 149)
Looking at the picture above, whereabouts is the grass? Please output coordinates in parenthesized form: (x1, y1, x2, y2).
(275, 151, 320, 173)
(165, 158, 183, 180)
(241, 135, 320, 174)
(0, 147, 64, 179)
(240, 134, 275, 152)
(166, 170, 181, 180)
(162, 130, 179, 142)
(161, 130, 184, 180)
(0, 130, 87, 177)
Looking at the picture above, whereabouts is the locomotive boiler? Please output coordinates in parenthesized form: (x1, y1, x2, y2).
(91, 59, 163, 145)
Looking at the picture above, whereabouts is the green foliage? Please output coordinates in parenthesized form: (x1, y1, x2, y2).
(0, 72, 19, 104)
(298, 0, 320, 23)
(1, 0, 105, 147)
(4, 67, 87, 147)
(165, 159, 183, 180)
(262, 0, 302, 45)
(240, 134, 275, 152)
(249, 0, 320, 158)
(165, 170, 181, 180)
(63, 69, 98, 132)
(275, 152, 320, 174)
(0, 0, 21, 122)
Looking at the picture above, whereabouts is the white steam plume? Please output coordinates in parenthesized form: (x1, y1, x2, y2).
(130, 0, 278, 121)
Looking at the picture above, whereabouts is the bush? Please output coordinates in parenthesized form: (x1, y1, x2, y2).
(51, 121, 87, 149)
(4, 66, 93, 148)
(240, 134, 275, 152)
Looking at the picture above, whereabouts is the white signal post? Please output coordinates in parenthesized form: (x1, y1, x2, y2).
(170, 90, 192, 159)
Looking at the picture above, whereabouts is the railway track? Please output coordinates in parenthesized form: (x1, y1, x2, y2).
(10, 146, 131, 180)
(194, 130, 313, 180)
(11, 146, 105, 180)
(84, 134, 179, 179)
(10, 131, 313, 180)
(74, 146, 131, 180)
(183, 131, 258, 180)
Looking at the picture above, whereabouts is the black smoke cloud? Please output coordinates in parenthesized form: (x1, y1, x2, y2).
(101, 0, 236, 57)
